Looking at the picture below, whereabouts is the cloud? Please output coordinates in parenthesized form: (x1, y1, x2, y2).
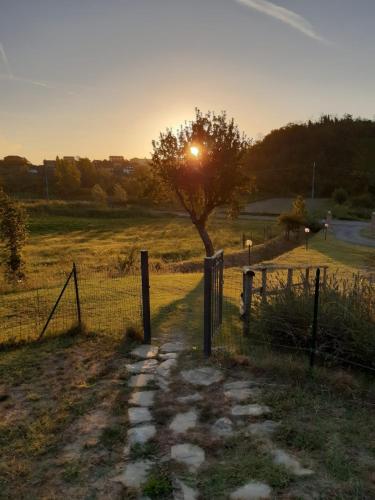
(0, 42, 13, 77)
(234, 0, 327, 42)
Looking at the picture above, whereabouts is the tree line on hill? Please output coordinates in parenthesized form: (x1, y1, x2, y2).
(1, 114, 374, 209)
(0, 156, 155, 205)
(246, 114, 375, 205)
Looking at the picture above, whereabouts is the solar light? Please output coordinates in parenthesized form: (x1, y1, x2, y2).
(246, 239, 253, 265)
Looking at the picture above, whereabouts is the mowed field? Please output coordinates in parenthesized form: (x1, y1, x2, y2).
(23, 203, 280, 283)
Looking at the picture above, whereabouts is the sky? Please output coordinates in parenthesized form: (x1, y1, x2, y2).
(1, 0, 375, 164)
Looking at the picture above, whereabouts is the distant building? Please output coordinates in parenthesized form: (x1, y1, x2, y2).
(123, 164, 134, 175)
(63, 156, 77, 164)
(109, 155, 125, 165)
(43, 159, 56, 169)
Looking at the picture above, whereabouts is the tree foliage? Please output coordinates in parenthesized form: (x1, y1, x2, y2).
(113, 183, 128, 205)
(55, 157, 81, 196)
(91, 184, 107, 205)
(246, 114, 375, 198)
(152, 109, 250, 255)
(0, 190, 28, 281)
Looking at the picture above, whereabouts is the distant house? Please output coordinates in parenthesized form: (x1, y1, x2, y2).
(43, 159, 57, 169)
(109, 155, 125, 167)
(63, 156, 77, 165)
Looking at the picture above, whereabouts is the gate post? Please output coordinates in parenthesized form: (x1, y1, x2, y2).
(204, 257, 212, 357)
(72, 262, 82, 330)
(243, 268, 255, 337)
(141, 250, 151, 344)
(309, 268, 320, 369)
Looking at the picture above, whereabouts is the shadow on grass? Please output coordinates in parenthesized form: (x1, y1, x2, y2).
(151, 276, 204, 346)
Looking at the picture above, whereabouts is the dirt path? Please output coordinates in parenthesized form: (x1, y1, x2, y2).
(331, 220, 375, 248)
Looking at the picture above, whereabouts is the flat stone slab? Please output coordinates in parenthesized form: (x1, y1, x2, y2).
(171, 443, 205, 471)
(157, 358, 177, 377)
(126, 359, 159, 374)
(231, 404, 271, 417)
(181, 367, 223, 386)
(173, 478, 199, 500)
(211, 417, 234, 437)
(224, 387, 261, 402)
(129, 391, 156, 407)
(128, 424, 156, 446)
(230, 482, 272, 499)
(113, 460, 154, 488)
(128, 407, 153, 425)
(169, 410, 198, 434)
(177, 393, 203, 404)
(159, 352, 178, 360)
(129, 374, 155, 388)
(131, 345, 159, 360)
(272, 449, 314, 476)
(248, 420, 280, 437)
(160, 341, 185, 353)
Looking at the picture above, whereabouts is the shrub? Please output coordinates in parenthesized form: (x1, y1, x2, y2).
(332, 187, 348, 205)
(350, 193, 374, 209)
(91, 184, 107, 205)
(113, 183, 128, 205)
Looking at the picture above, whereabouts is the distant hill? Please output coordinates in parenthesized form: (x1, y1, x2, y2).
(245, 115, 375, 200)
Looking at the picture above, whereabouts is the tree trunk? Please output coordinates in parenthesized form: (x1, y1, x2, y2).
(194, 221, 214, 257)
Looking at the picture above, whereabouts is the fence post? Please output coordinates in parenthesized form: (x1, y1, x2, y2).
(242, 233, 246, 249)
(72, 263, 82, 329)
(243, 268, 255, 336)
(309, 268, 320, 369)
(261, 268, 267, 304)
(218, 252, 224, 327)
(141, 250, 151, 344)
(287, 268, 293, 292)
(204, 257, 212, 357)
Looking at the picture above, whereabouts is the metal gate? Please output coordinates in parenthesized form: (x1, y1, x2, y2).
(203, 250, 224, 356)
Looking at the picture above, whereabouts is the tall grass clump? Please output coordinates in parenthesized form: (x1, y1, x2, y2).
(252, 274, 375, 369)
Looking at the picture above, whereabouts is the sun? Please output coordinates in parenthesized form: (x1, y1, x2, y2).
(190, 146, 199, 157)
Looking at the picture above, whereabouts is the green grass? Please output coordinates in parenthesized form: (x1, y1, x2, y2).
(361, 227, 375, 240)
(17, 203, 280, 283)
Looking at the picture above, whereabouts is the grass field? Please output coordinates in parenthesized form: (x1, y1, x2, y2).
(18, 203, 280, 284)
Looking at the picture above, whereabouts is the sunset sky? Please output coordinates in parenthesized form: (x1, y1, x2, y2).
(1, 0, 375, 163)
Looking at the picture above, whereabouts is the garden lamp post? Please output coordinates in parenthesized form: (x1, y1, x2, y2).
(304, 227, 310, 250)
(324, 223, 329, 240)
(246, 239, 253, 265)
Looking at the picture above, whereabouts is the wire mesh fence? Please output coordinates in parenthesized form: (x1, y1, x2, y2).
(0, 263, 142, 347)
(212, 266, 375, 372)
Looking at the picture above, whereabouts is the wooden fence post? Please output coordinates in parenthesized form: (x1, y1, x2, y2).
(261, 268, 267, 304)
(287, 268, 293, 292)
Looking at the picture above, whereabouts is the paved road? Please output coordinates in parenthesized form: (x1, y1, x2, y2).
(331, 220, 375, 248)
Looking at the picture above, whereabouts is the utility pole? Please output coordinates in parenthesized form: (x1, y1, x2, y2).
(311, 161, 316, 199)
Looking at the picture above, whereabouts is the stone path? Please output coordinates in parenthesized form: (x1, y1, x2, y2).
(114, 339, 315, 498)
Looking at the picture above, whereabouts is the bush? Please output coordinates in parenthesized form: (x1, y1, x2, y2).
(332, 187, 348, 205)
(91, 184, 107, 205)
(253, 275, 375, 369)
(350, 193, 374, 209)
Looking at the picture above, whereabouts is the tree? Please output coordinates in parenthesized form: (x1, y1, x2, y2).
(152, 109, 250, 256)
(332, 187, 348, 205)
(77, 158, 98, 188)
(91, 184, 107, 205)
(0, 190, 28, 281)
(113, 183, 128, 205)
(292, 195, 308, 218)
(55, 157, 81, 197)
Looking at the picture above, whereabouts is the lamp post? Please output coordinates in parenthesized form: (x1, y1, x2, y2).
(324, 223, 329, 240)
(246, 239, 253, 265)
(304, 227, 310, 250)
